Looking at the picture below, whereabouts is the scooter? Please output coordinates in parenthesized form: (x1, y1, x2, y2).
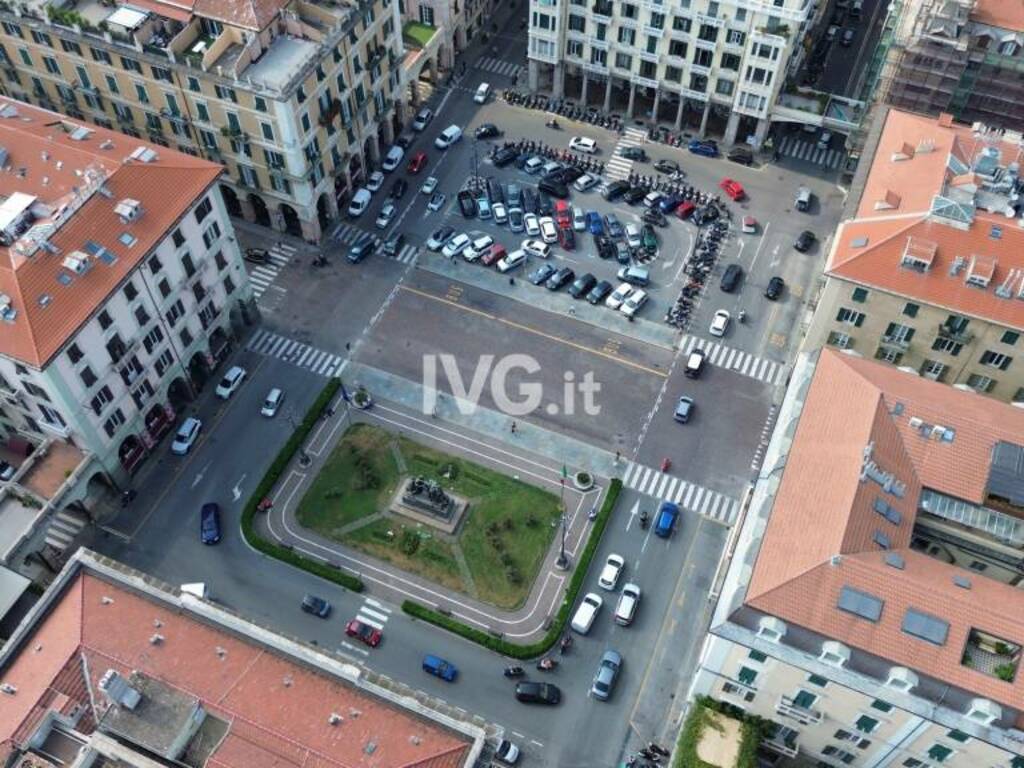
(559, 634, 573, 654)
(504, 666, 526, 678)
(660, 457, 671, 472)
(738, 309, 747, 324)
(537, 657, 558, 671)
(639, 510, 649, 529)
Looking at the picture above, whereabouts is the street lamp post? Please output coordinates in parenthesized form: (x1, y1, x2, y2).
(555, 468, 570, 570)
(286, 409, 312, 467)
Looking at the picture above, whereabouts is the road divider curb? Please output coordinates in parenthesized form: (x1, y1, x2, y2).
(401, 478, 622, 658)
(241, 377, 365, 593)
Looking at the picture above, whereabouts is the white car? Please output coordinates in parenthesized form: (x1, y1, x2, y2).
(421, 176, 439, 195)
(710, 309, 731, 337)
(427, 192, 446, 212)
(615, 583, 641, 626)
(215, 365, 246, 399)
(571, 592, 603, 634)
(569, 136, 598, 154)
(494, 739, 520, 766)
(442, 233, 471, 258)
(261, 388, 285, 418)
(598, 554, 625, 590)
(171, 416, 202, 455)
(435, 125, 463, 149)
(375, 201, 396, 229)
(381, 144, 405, 172)
(620, 289, 648, 318)
(525, 156, 545, 174)
(524, 213, 541, 236)
(539, 217, 558, 244)
(412, 107, 433, 131)
(463, 234, 494, 262)
(522, 239, 551, 259)
(366, 171, 385, 192)
(574, 173, 599, 192)
(573, 207, 586, 231)
(493, 202, 508, 225)
(348, 188, 372, 217)
(426, 226, 454, 251)
(497, 249, 527, 272)
(605, 283, 634, 310)
(625, 223, 642, 248)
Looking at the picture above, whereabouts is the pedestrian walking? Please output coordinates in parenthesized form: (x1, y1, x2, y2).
(510, 421, 518, 434)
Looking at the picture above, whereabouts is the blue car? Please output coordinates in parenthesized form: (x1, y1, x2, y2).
(587, 211, 604, 235)
(658, 194, 684, 213)
(200, 502, 221, 545)
(654, 501, 679, 538)
(688, 139, 719, 158)
(422, 654, 458, 682)
(605, 213, 625, 239)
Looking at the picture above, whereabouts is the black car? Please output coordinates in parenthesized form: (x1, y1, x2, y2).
(603, 180, 631, 201)
(536, 192, 554, 217)
(528, 263, 557, 285)
(515, 681, 561, 705)
(720, 263, 744, 292)
(559, 165, 586, 183)
(200, 502, 221, 545)
(765, 276, 785, 300)
(538, 177, 569, 199)
(619, 146, 648, 161)
(493, 146, 519, 167)
(727, 146, 754, 166)
(654, 158, 680, 174)
(693, 205, 719, 226)
(515, 152, 533, 170)
(522, 188, 538, 214)
(587, 279, 613, 304)
(546, 266, 575, 291)
(244, 247, 270, 264)
(300, 594, 332, 618)
(476, 123, 501, 139)
(643, 209, 668, 227)
(794, 230, 816, 252)
(595, 235, 616, 260)
(624, 187, 648, 205)
(568, 272, 597, 298)
(391, 179, 408, 199)
(457, 190, 477, 218)
(615, 241, 631, 264)
(488, 179, 504, 205)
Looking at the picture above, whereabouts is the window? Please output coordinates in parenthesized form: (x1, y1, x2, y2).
(968, 559, 988, 572)
(97, 310, 113, 331)
(90, 385, 113, 416)
(720, 52, 741, 70)
(715, 80, 734, 96)
(1001, 330, 1019, 346)
(966, 373, 996, 392)
(133, 83, 149, 104)
(931, 337, 962, 355)
(187, 76, 201, 92)
(748, 649, 767, 662)
(946, 729, 969, 743)
(650, 12, 665, 28)
(60, 39, 82, 55)
(214, 84, 237, 102)
(143, 325, 165, 355)
(618, 27, 636, 45)
(260, 121, 274, 141)
(158, 278, 171, 299)
(927, 744, 953, 763)
(615, 53, 633, 69)
(171, 228, 185, 249)
(807, 674, 829, 687)
(194, 196, 213, 224)
(42, 56, 61, 75)
(980, 350, 1012, 370)
(79, 366, 97, 388)
(165, 299, 185, 327)
(727, 29, 746, 45)
(737, 666, 757, 685)
(22, 381, 49, 401)
(67, 343, 83, 364)
(673, 16, 692, 32)
(103, 408, 126, 438)
(567, 40, 583, 57)
(665, 66, 682, 82)
(836, 308, 865, 327)
(151, 66, 172, 83)
(2, 21, 23, 38)
(180, 327, 193, 347)
(120, 56, 141, 73)
(792, 690, 817, 709)
(854, 715, 878, 733)
(903, 302, 919, 317)
(255, 96, 268, 112)
(852, 287, 869, 302)
(38, 404, 66, 429)
(195, 101, 210, 122)
(202, 221, 221, 248)
(827, 331, 852, 348)
(31, 30, 52, 47)
(870, 699, 892, 712)
(669, 39, 688, 58)
(568, 14, 585, 31)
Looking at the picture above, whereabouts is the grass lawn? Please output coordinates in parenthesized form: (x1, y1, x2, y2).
(403, 21, 437, 49)
(297, 424, 562, 608)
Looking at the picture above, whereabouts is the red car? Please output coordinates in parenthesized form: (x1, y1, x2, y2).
(481, 243, 507, 266)
(558, 226, 575, 250)
(719, 178, 746, 201)
(407, 151, 428, 174)
(676, 200, 696, 220)
(345, 618, 382, 647)
(554, 199, 571, 228)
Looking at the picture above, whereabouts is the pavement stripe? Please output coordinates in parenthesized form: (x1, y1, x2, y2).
(357, 615, 386, 630)
(775, 365, 789, 386)
(684, 483, 697, 508)
(319, 354, 341, 375)
(690, 487, 704, 511)
(673, 481, 688, 504)
(655, 474, 670, 498)
(296, 346, 316, 367)
(306, 350, 327, 371)
(723, 348, 737, 368)
(364, 598, 392, 612)
(663, 476, 679, 501)
(267, 335, 289, 356)
(360, 607, 390, 623)
(248, 329, 269, 350)
(639, 467, 653, 494)
(700, 491, 714, 516)
(623, 462, 638, 487)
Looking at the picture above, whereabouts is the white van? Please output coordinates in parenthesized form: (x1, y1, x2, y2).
(348, 188, 372, 217)
(474, 82, 491, 104)
(826, 24, 839, 42)
(571, 592, 603, 634)
(795, 186, 813, 212)
(381, 144, 404, 172)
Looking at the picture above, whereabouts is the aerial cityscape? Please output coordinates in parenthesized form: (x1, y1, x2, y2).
(0, 0, 1021, 766)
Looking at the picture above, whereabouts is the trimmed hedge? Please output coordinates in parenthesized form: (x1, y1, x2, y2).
(240, 377, 364, 593)
(673, 696, 769, 768)
(402, 479, 622, 657)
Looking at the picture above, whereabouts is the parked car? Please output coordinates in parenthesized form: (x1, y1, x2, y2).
(480, 243, 508, 267)
(795, 229, 816, 252)
(642, 225, 658, 253)
(200, 502, 221, 544)
(522, 239, 552, 259)
(687, 139, 719, 158)
(243, 247, 269, 265)
(587, 280, 613, 304)
(261, 387, 285, 417)
(215, 365, 246, 399)
(476, 197, 492, 220)
(598, 554, 625, 590)
(574, 173, 599, 192)
(497, 249, 528, 272)
(765, 276, 785, 300)
(719, 263, 744, 292)
(421, 176, 439, 195)
(390, 179, 408, 199)
(463, 234, 495, 262)
(475, 123, 501, 139)
(587, 211, 604, 234)
(596, 236, 616, 260)
(525, 156, 545, 175)
(571, 592, 603, 634)
(654, 158, 680, 174)
(427, 225, 455, 251)
(719, 177, 746, 201)
(605, 283, 634, 310)
(493, 202, 508, 225)
(674, 395, 694, 423)
(569, 136, 598, 154)
(741, 216, 758, 234)
(603, 180, 630, 201)
(457, 190, 477, 218)
(524, 212, 541, 236)
(554, 199, 571, 228)
(434, 125, 463, 149)
(591, 650, 622, 701)
(620, 289, 648, 318)
(658, 194, 684, 214)
(841, 27, 855, 45)
(538, 177, 569, 199)
(528, 263, 557, 285)
(727, 146, 754, 166)
(558, 226, 576, 250)
(515, 681, 561, 705)
(573, 206, 587, 231)
(604, 214, 624, 239)
(676, 200, 696, 220)
(615, 583, 641, 625)
(618, 265, 649, 286)
(0, 461, 15, 481)
(624, 187, 647, 206)
(509, 207, 525, 232)
(346, 618, 383, 647)
(568, 272, 597, 299)
(615, 241, 631, 265)
(348, 188, 372, 217)
(546, 266, 575, 291)
(300, 594, 331, 618)
(654, 501, 680, 537)
(442, 233, 471, 258)
(493, 145, 519, 167)
(474, 81, 491, 103)
(539, 217, 559, 243)
(625, 223, 642, 249)
(366, 171, 385, 192)
(427, 192, 446, 212)
(643, 191, 664, 210)
(494, 739, 521, 765)
(422, 654, 457, 681)
(381, 144, 405, 171)
(710, 309, 731, 337)
(412, 107, 433, 131)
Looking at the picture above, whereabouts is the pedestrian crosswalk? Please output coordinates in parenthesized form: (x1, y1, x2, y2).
(476, 56, 525, 79)
(246, 329, 345, 378)
(679, 335, 788, 386)
(249, 242, 295, 300)
(329, 221, 419, 264)
(606, 126, 646, 181)
(776, 136, 843, 169)
(622, 462, 739, 525)
(356, 597, 391, 630)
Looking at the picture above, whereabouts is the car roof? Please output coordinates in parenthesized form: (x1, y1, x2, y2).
(182, 416, 200, 429)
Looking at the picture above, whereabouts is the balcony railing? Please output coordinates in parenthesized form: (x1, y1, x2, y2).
(762, 734, 799, 759)
(591, 2, 613, 17)
(936, 322, 973, 344)
(880, 335, 911, 350)
(776, 695, 822, 725)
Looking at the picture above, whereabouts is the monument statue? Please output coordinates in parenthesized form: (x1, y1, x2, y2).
(401, 476, 455, 520)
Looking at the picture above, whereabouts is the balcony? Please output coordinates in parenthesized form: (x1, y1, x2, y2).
(762, 732, 800, 758)
(591, 2, 613, 19)
(936, 322, 973, 344)
(776, 695, 822, 725)
(644, 24, 664, 38)
(880, 335, 911, 350)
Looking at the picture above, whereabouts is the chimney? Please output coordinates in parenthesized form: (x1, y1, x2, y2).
(114, 198, 142, 223)
(99, 670, 141, 710)
(938, 112, 955, 128)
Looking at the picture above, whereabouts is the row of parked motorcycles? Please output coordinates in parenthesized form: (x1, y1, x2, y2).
(647, 124, 690, 148)
(502, 90, 624, 131)
(501, 140, 607, 176)
(628, 172, 722, 206)
(666, 218, 730, 328)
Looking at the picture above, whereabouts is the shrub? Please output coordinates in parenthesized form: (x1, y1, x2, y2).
(400, 530, 420, 555)
(995, 662, 1016, 682)
(240, 378, 363, 593)
(401, 479, 622, 657)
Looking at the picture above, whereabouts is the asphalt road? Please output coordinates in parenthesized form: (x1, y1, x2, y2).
(814, 0, 889, 98)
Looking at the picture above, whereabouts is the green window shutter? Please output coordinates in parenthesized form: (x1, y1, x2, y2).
(792, 690, 817, 708)
(855, 715, 878, 733)
(748, 650, 767, 662)
(852, 287, 868, 302)
(870, 699, 893, 712)
(854, 313, 865, 328)
(903, 302, 919, 317)
(807, 674, 829, 687)
(927, 744, 953, 762)
(737, 666, 758, 685)
(945, 730, 969, 743)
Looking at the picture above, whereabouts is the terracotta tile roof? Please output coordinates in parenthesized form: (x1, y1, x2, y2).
(193, 0, 286, 30)
(972, 0, 1024, 32)
(130, 0, 195, 23)
(0, 571, 472, 767)
(828, 109, 1024, 329)
(0, 98, 222, 368)
(746, 350, 1024, 709)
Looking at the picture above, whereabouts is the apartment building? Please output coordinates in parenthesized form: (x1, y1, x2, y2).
(879, 0, 1024, 131)
(527, 0, 821, 145)
(0, 549, 484, 766)
(0, 0, 404, 242)
(0, 97, 251, 491)
(691, 348, 1024, 767)
(805, 108, 1024, 405)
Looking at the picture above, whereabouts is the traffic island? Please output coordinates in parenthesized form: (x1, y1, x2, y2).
(294, 423, 562, 609)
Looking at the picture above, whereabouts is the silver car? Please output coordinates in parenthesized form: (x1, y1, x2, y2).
(591, 650, 622, 701)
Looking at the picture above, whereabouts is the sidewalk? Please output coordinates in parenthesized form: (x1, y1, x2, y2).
(256, 391, 619, 642)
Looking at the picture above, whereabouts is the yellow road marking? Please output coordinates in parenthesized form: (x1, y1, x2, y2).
(399, 285, 668, 378)
(769, 333, 786, 348)
(790, 284, 805, 298)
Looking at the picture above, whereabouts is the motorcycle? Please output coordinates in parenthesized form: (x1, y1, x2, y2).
(120, 489, 137, 507)
(639, 510, 649, 529)
(738, 309, 747, 324)
(546, 119, 560, 129)
(660, 457, 672, 472)
(504, 665, 526, 678)
(560, 634, 573, 654)
(537, 657, 558, 671)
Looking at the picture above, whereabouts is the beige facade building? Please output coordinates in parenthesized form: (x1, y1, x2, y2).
(0, 0, 406, 242)
(806, 108, 1024, 405)
(691, 348, 1024, 767)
